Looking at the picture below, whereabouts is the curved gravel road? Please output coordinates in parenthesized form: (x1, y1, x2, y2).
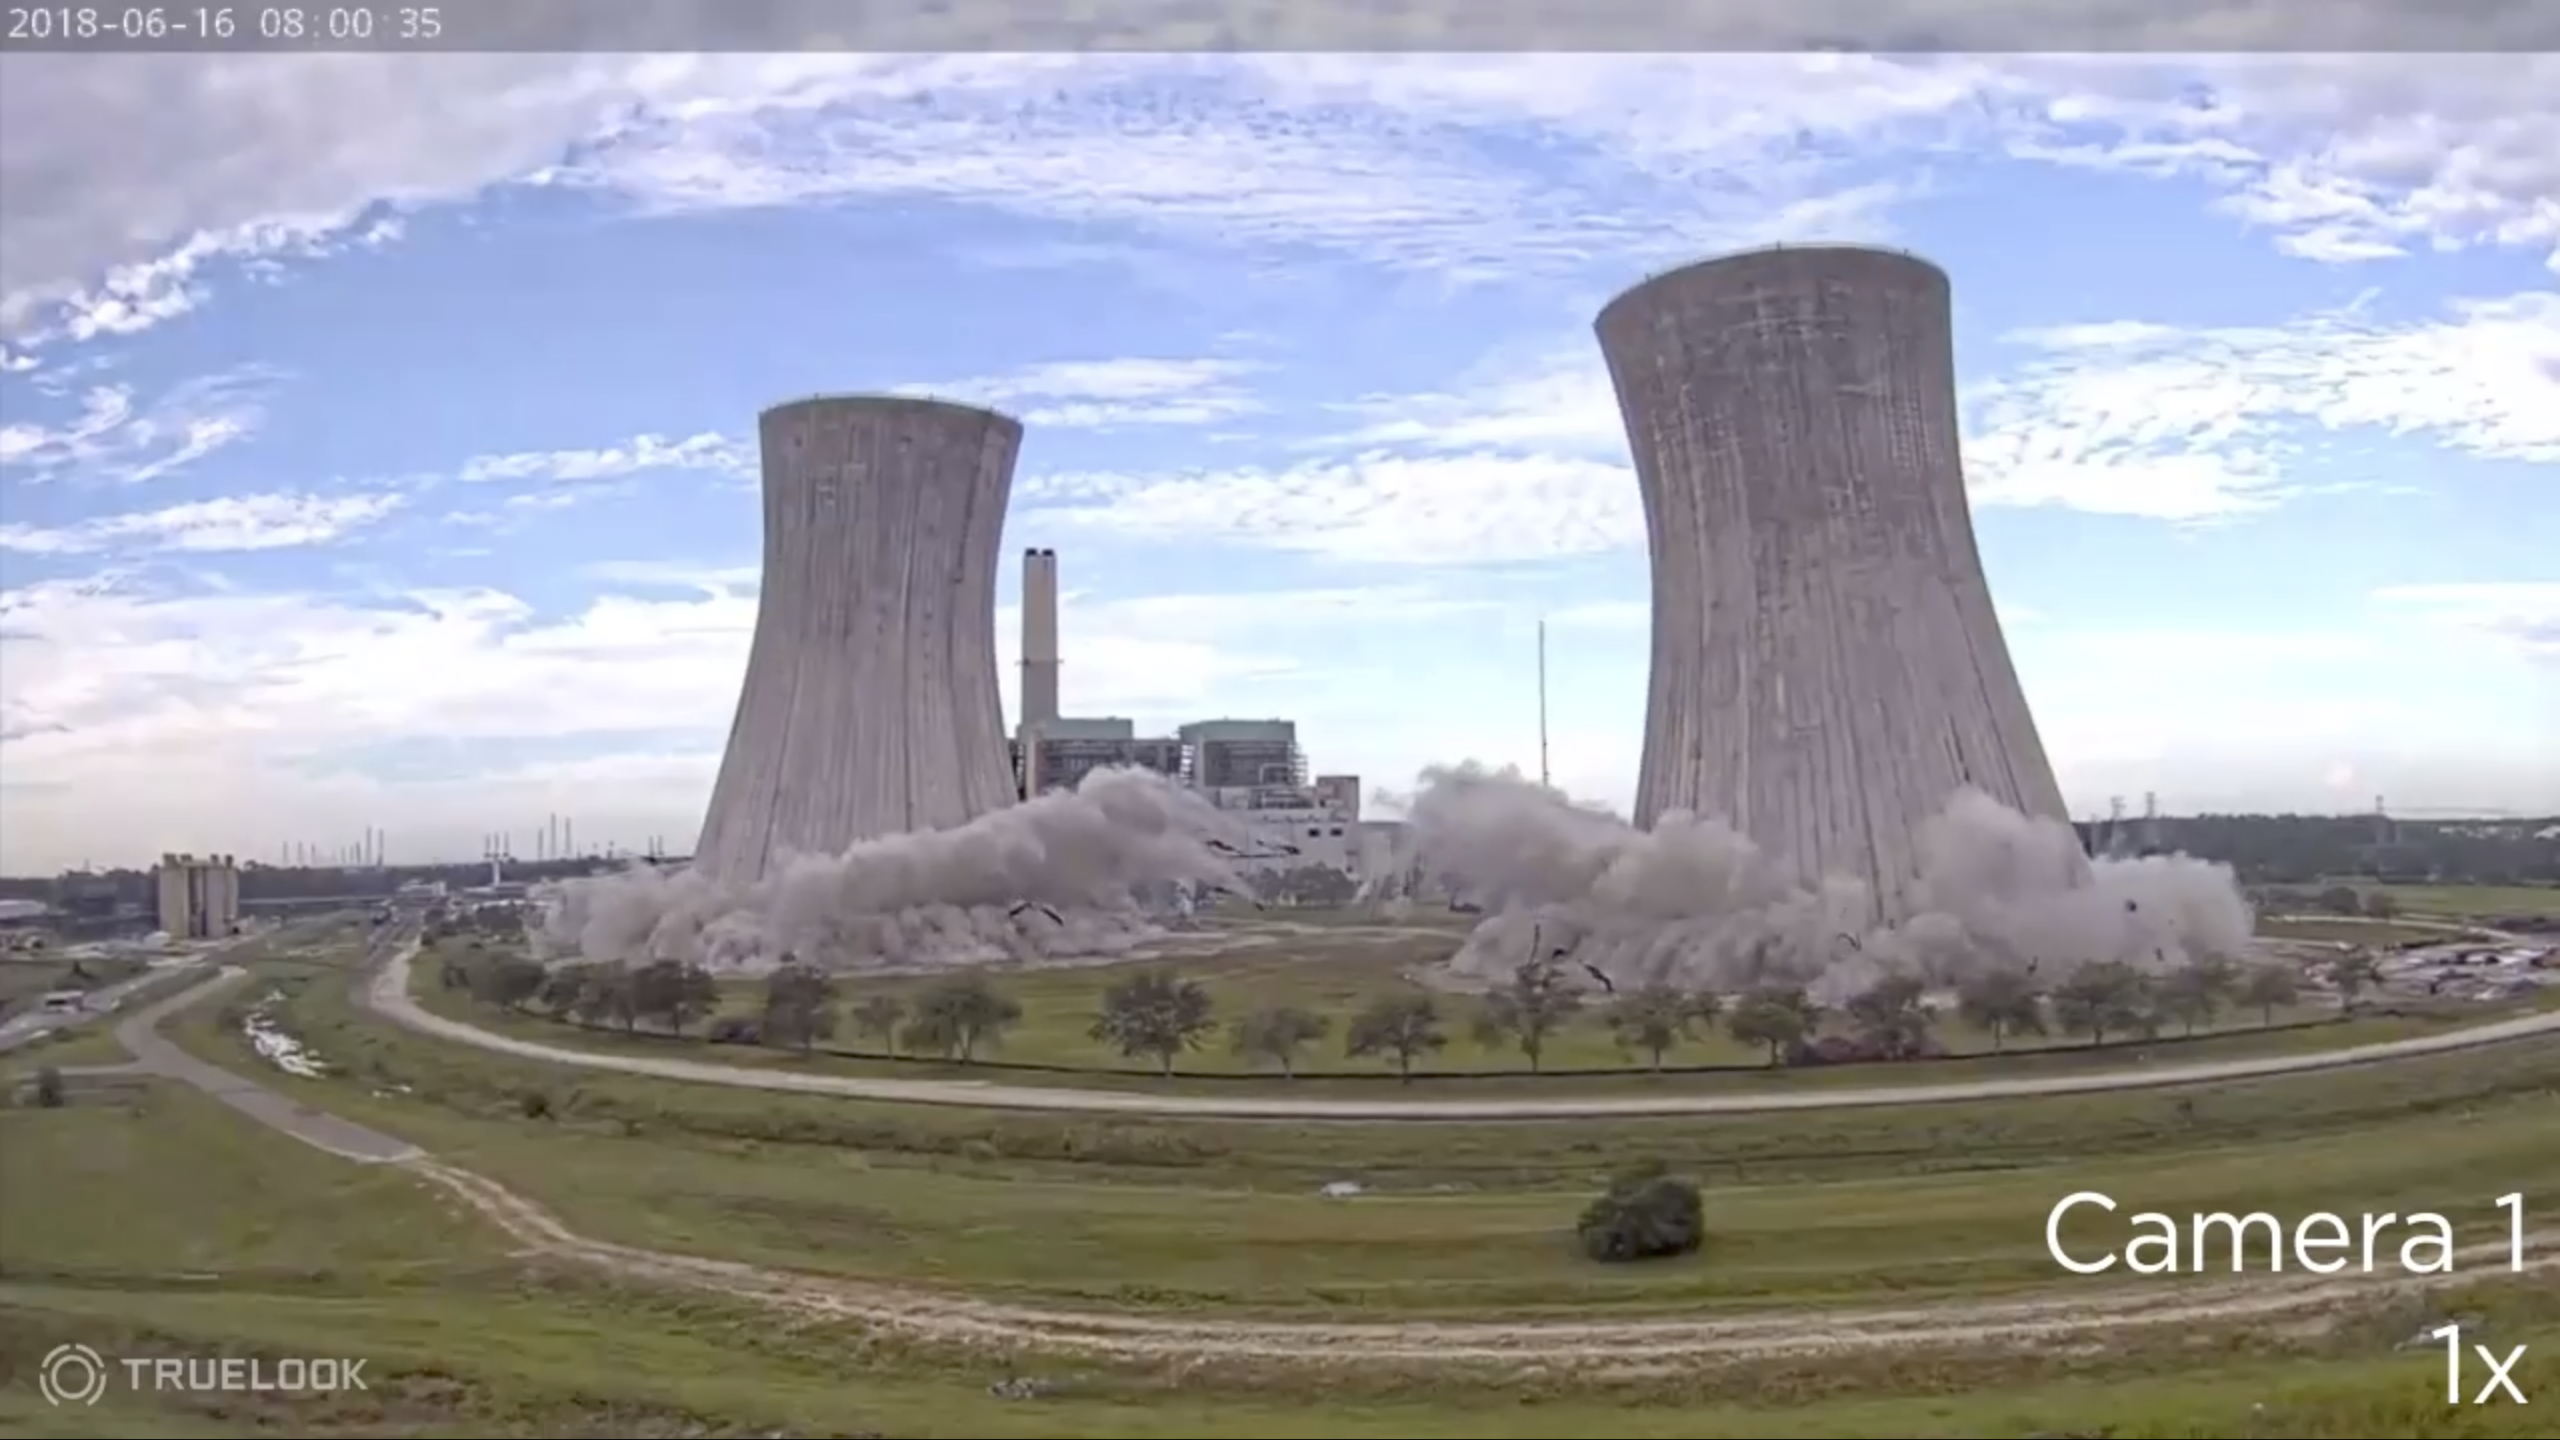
(44, 930, 2556, 1370)
(364, 943, 2560, 1120)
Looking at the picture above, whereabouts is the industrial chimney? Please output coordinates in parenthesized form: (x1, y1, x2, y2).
(1020, 546, 1061, 733)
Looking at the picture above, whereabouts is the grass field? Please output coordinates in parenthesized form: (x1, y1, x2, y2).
(2372, 883, 2560, 919)
(415, 918, 2521, 1091)
(3, 948, 2554, 1435)
(149, 944, 2560, 1320)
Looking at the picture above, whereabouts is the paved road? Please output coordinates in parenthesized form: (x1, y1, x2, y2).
(0, 952, 217, 1055)
(98, 962, 421, 1163)
(362, 944, 2560, 1121)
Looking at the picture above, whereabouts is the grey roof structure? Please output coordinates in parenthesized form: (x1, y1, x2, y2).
(691, 396, 1024, 885)
(1595, 245, 2070, 919)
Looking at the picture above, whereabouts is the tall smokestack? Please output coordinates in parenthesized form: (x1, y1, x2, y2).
(1020, 547, 1061, 733)
(564, 817, 574, 859)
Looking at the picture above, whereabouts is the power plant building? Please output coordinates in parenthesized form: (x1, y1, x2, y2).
(1017, 716, 1185, 797)
(1178, 719, 1306, 790)
(692, 397, 1023, 884)
(1594, 245, 2068, 919)
(154, 852, 240, 939)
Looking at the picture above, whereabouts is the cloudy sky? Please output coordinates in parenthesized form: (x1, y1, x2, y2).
(1, 40, 2555, 873)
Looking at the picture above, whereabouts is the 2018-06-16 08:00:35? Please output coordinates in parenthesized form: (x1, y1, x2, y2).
(1, 5, 443, 46)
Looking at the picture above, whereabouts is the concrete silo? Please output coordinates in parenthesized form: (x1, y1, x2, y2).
(691, 396, 1023, 885)
(1594, 245, 2068, 917)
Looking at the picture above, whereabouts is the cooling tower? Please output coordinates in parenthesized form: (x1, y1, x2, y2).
(691, 396, 1024, 885)
(1595, 245, 2068, 920)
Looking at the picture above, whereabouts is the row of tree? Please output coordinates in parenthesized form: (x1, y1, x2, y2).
(443, 945, 2372, 1080)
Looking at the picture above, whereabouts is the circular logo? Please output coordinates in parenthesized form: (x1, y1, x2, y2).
(38, 1343, 107, 1406)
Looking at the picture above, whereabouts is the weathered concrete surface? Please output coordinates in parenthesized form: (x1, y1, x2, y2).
(1596, 246, 2069, 921)
(362, 941, 2560, 1120)
(693, 397, 1025, 884)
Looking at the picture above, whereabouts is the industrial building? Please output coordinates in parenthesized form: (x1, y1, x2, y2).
(1594, 245, 2069, 920)
(153, 852, 240, 939)
(692, 396, 1024, 885)
(1178, 719, 1306, 790)
(1017, 716, 1186, 796)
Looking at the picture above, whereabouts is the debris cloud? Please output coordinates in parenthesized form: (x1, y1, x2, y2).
(538, 768, 1245, 973)
(1373, 764, 2253, 1001)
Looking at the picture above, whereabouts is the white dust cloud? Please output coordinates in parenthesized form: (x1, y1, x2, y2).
(537, 768, 1247, 973)
(540, 759, 2252, 994)
(1374, 764, 2253, 1003)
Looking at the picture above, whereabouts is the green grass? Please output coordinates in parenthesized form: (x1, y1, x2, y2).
(421, 933, 2498, 1093)
(2370, 884, 2560, 920)
(2256, 916, 2466, 946)
(3, 1061, 2557, 1436)
(0, 956, 144, 1016)
(146, 950, 2560, 1321)
(0, 1025, 130, 1077)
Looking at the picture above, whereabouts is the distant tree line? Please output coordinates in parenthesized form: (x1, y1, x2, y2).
(10, 813, 2547, 908)
(438, 943, 2377, 1081)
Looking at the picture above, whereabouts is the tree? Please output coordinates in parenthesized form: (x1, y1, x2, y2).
(1725, 985, 1817, 1065)
(1576, 1161, 1704, 1264)
(533, 965, 588, 1020)
(1954, 966, 2045, 1052)
(2237, 962, 2301, 1025)
(760, 963, 840, 1055)
(900, 974, 1022, 1063)
(467, 954, 545, 1011)
(1089, 969, 1217, 1075)
(1345, 994, 1447, 1082)
(2049, 961, 2151, 1046)
(848, 994, 906, 1055)
(630, 959, 720, 1034)
(1601, 985, 1718, 1070)
(2156, 957, 2237, 1036)
(1470, 961, 1584, 1072)
(2327, 949, 2383, 1012)
(31, 1064, 64, 1109)
(570, 966, 636, 1031)
(1230, 1005, 1330, 1079)
(1842, 972, 1932, 1059)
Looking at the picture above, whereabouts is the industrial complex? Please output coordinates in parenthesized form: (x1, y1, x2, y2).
(1597, 246, 2069, 921)
(79, 247, 2153, 938)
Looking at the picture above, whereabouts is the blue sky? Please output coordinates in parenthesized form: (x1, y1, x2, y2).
(1, 52, 2554, 872)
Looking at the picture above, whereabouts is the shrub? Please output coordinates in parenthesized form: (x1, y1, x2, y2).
(1575, 1161, 1703, 1263)
(31, 1065, 65, 1109)
(705, 1015, 763, 1046)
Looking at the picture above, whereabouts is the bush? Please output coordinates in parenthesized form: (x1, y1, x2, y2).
(705, 1015, 762, 1046)
(31, 1065, 65, 1109)
(1575, 1161, 1703, 1263)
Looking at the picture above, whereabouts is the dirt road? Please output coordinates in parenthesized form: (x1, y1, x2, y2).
(86, 938, 2553, 1369)
(363, 941, 2560, 1121)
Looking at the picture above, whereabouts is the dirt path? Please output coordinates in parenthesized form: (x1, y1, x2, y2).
(405, 1154, 2554, 1366)
(365, 941, 2560, 1120)
(104, 933, 2557, 1370)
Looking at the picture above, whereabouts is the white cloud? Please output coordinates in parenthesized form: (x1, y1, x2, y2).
(2373, 582, 2560, 662)
(1023, 451, 1640, 564)
(1966, 291, 2560, 520)
(0, 367, 279, 484)
(0, 491, 403, 555)
(10, 50, 2556, 360)
(455, 430, 751, 485)
(902, 357, 1266, 428)
(0, 568, 1498, 869)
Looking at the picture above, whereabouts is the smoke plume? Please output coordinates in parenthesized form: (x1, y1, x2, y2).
(1377, 764, 2252, 1002)
(538, 768, 1246, 973)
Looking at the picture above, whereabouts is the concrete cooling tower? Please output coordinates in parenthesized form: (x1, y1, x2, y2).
(1595, 245, 2069, 920)
(691, 396, 1024, 885)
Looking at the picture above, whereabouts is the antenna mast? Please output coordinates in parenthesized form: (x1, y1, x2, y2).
(1537, 618, 1551, 788)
